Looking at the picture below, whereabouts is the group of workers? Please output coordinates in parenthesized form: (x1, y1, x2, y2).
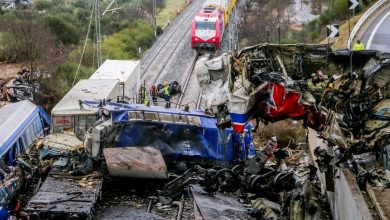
(143, 81, 182, 108)
(145, 82, 170, 107)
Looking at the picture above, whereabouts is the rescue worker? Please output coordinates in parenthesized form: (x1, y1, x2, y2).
(143, 89, 149, 106)
(353, 39, 365, 51)
(149, 85, 158, 105)
(163, 81, 171, 108)
(139, 85, 146, 104)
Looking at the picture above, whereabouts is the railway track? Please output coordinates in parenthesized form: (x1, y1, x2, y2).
(175, 53, 199, 109)
(174, 51, 216, 110)
(141, 0, 204, 87)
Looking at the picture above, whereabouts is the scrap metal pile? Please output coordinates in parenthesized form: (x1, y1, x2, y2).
(0, 69, 42, 103)
(158, 137, 329, 220)
(0, 145, 41, 208)
(0, 0, 31, 10)
(94, 136, 329, 220)
(25, 132, 103, 219)
(3, 43, 389, 219)
(0, 133, 102, 219)
(196, 43, 390, 188)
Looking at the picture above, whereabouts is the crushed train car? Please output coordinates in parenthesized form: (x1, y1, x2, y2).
(196, 44, 389, 141)
(82, 101, 256, 170)
(51, 59, 140, 138)
(25, 101, 257, 219)
(0, 100, 50, 207)
(26, 132, 103, 220)
(195, 44, 390, 215)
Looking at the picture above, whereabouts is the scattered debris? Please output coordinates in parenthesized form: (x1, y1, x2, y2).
(191, 184, 251, 220)
(0, 0, 31, 10)
(25, 132, 103, 219)
(1, 69, 42, 103)
(197, 43, 389, 159)
(5, 43, 389, 219)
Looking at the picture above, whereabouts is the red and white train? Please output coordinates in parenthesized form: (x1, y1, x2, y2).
(191, 0, 237, 50)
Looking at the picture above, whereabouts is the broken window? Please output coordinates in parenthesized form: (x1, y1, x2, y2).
(144, 112, 159, 121)
(128, 111, 143, 121)
(173, 114, 187, 124)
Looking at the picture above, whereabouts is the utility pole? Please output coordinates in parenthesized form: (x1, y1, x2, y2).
(277, 0, 281, 44)
(152, 0, 157, 36)
(95, 0, 102, 67)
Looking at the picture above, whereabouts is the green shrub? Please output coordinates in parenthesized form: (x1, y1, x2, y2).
(318, 9, 332, 25)
(33, 0, 55, 11)
(309, 31, 319, 40)
(333, 0, 348, 20)
(52, 62, 94, 92)
(102, 20, 155, 60)
(43, 15, 80, 46)
(281, 35, 297, 44)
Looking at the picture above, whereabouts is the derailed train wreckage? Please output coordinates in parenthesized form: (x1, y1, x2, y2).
(196, 43, 390, 191)
(23, 102, 258, 219)
(4, 44, 389, 219)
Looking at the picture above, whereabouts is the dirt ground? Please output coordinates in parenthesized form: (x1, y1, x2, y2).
(0, 63, 21, 81)
(253, 119, 307, 149)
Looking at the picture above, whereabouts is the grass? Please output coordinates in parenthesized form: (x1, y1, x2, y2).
(0, 32, 4, 52)
(335, 13, 364, 49)
(253, 119, 307, 149)
(157, 0, 187, 27)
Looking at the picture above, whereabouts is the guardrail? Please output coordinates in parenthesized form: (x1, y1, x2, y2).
(347, 0, 390, 49)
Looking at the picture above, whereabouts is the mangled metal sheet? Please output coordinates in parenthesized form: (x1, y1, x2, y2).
(103, 146, 168, 179)
(43, 132, 83, 151)
(190, 184, 252, 220)
(26, 171, 103, 219)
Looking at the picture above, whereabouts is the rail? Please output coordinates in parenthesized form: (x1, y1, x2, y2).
(176, 54, 199, 108)
(141, 0, 202, 79)
(347, 0, 390, 49)
(195, 91, 202, 110)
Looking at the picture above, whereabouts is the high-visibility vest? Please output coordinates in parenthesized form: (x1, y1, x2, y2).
(143, 90, 148, 104)
(164, 85, 170, 96)
(353, 42, 365, 51)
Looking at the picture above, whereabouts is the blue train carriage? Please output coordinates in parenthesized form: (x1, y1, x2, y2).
(83, 101, 255, 166)
(0, 100, 51, 206)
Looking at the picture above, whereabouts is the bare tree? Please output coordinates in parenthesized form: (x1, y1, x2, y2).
(240, 0, 294, 46)
(0, 11, 59, 72)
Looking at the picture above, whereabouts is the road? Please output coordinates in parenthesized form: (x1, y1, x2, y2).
(360, 6, 390, 52)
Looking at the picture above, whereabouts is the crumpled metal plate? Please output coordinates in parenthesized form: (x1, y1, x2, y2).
(191, 184, 252, 220)
(103, 146, 167, 179)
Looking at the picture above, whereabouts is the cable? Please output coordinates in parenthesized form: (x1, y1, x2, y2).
(72, 2, 95, 88)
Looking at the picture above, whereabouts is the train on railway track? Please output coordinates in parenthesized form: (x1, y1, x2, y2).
(190, 0, 237, 50)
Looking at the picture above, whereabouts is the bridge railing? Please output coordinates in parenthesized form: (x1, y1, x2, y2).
(347, 0, 390, 49)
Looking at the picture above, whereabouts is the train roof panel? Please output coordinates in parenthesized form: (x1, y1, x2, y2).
(0, 100, 37, 147)
(52, 79, 120, 116)
(90, 59, 139, 83)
